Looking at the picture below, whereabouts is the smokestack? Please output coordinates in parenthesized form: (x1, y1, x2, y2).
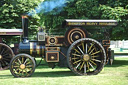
(22, 15, 29, 43)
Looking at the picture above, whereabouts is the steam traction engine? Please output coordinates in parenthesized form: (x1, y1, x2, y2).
(5, 15, 117, 77)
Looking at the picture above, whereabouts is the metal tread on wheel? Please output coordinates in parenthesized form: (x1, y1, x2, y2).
(10, 54, 36, 77)
(0, 43, 14, 70)
(67, 38, 106, 76)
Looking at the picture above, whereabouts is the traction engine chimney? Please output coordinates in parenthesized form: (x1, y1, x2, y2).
(22, 15, 29, 43)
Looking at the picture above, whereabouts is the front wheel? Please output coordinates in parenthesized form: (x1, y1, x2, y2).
(10, 54, 36, 77)
(67, 38, 106, 76)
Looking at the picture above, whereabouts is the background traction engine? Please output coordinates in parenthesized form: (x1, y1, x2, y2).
(0, 28, 22, 70)
(9, 16, 117, 77)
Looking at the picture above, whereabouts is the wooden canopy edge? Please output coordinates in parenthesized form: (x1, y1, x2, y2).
(0, 29, 23, 35)
(63, 19, 118, 26)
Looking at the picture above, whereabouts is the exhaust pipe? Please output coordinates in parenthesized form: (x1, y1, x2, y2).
(22, 15, 29, 43)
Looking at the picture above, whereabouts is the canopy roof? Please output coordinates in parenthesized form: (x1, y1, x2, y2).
(63, 19, 118, 26)
(0, 29, 23, 35)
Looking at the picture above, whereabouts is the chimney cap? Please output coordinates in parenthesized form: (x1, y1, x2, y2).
(22, 15, 28, 18)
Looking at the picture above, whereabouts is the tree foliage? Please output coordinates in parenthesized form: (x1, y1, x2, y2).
(0, 0, 128, 43)
(0, 0, 40, 44)
(39, 0, 128, 40)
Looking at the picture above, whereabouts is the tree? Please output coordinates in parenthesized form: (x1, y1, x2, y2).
(0, 0, 40, 44)
(39, 0, 128, 40)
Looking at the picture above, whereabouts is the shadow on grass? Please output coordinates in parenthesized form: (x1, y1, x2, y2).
(0, 70, 75, 79)
(33, 70, 75, 77)
(0, 75, 13, 79)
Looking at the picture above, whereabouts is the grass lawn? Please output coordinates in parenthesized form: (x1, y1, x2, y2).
(0, 57, 128, 85)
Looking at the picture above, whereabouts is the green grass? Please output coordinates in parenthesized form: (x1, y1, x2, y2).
(0, 57, 128, 85)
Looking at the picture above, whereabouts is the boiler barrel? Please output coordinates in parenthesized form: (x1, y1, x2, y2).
(19, 42, 45, 57)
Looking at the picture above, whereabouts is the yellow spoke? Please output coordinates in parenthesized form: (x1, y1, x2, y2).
(19, 69, 22, 74)
(73, 60, 81, 64)
(91, 50, 101, 55)
(89, 48, 95, 54)
(91, 56, 99, 58)
(18, 59, 21, 64)
(87, 62, 90, 71)
(25, 69, 29, 75)
(22, 70, 24, 76)
(26, 65, 33, 68)
(26, 60, 31, 65)
(13, 66, 19, 68)
(72, 53, 81, 57)
(72, 57, 80, 60)
(82, 42, 84, 52)
(80, 61, 85, 71)
(88, 43, 95, 52)
(15, 62, 20, 65)
(74, 49, 81, 54)
(90, 60, 97, 66)
(14, 69, 20, 73)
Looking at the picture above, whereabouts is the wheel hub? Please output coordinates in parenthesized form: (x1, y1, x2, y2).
(75, 35, 79, 39)
(83, 54, 90, 61)
(0, 55, 2, 59)
(20, 64, 25, 69)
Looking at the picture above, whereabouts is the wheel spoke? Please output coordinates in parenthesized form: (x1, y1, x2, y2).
(88, 42, 95, 52)
(26, 65, 33, 68)
(84, 64, 86, 73)
(91, 55, 99, 58)
(74, 49, 81, 54)
(91, 50, 101, 55)
(92, 59, 101, 63)
(2, 53, 9, 57)
(3, 58, 10, 61)
(73, 60, 81, 64)
(19, 69, 22, 74)
(24, 59, 28, 64)
(72, 53, 81, 57)
(80, 61, 85, 71)
(72, 57, 80, 60)
(90, 60, 97, 66)
(18, 59, 22, 64)
(15, 62, 20, 65)
(77, 46, 84, 55)
(89, 62, 95, 70)
(89, 48, 95, 54)
(82, 42, 84, 52)
(13, 66, 19, 68)
(87, 62, 90, 71)
(75, 62, 81, 69)
(3, 50, 9, 55)
(86, 43, 88, 54)
(26, 61, 31, 65)
(0, 48, 5, 55)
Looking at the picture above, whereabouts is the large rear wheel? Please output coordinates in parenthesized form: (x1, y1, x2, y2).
(67, 38, 106, 75)
(0, 43, 14, 70)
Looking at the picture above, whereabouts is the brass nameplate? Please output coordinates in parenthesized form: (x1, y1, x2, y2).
(67, 22, 117, 26)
